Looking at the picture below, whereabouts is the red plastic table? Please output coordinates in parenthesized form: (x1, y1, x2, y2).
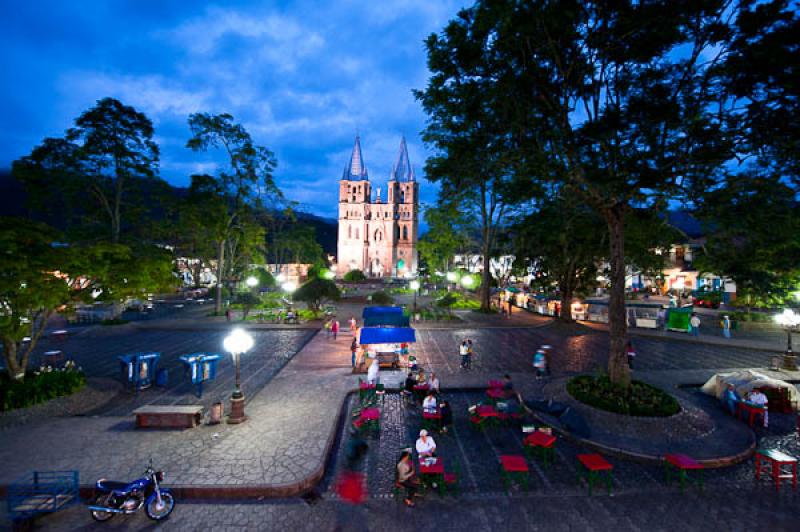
(577, 454, 613, 495)
(524, 431, 557, 466)
(664, 453, 704, 493)
(755, 449, 797, 491)
(360, 408, 380, 421)
(488, 379, 504, 389)
(476, 405, 499, 418)
(418, 458, 445, 495)
(499, 455, 529, 491)
(736, 402, 766, 427)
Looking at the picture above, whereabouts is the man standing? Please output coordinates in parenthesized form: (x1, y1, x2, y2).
(331, 319, 340, 340)
(690, 313, 701, 337)
(459, 341, 469, 369)
(722, 315, 732, 338)
(747, 388, 769, 427)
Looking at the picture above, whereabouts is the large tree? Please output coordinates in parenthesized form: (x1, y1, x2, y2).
(186, 113, 280, 314)
(424, 0, 741, 386)
(418, 202, 471, 276)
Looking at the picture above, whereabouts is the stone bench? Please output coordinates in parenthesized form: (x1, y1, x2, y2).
(133, 405, 204, 429)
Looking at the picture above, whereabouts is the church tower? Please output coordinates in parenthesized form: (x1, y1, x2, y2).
(336, 134, 418, 278)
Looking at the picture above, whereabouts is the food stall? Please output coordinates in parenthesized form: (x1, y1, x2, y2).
(584, 298, 667, 329)
(358, 326, 416, 369)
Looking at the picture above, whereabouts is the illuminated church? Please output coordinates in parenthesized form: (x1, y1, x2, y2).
(336, 135, 419, 278)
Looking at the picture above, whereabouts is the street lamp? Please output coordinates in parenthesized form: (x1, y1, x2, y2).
(461, 276, 474, 289)
(775, 309, 800, 370)
(223, 328, 254, 423)
(245, 276, 259, 288)
(410, 279, 420, 313)
(446, 272, 458, 282)
(282, 281, 297, 293)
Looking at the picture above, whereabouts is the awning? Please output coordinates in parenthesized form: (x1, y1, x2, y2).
(359, 327, 416, 345)
(362, 306, 403, 318)
(364, 314, 410, 327)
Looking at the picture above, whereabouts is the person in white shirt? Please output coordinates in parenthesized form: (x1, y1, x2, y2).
(748, 388, 769, 427)
(422, 392, 437, 413)
(366, 359, 379, 385)
(429, 373, 440, 394)
(690, 313, 701, 337)
(415, 429, 436, 458)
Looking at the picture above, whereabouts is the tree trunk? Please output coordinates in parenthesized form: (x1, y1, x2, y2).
(215, 239, 226, 315)
(605, 205, 631, 387)
(480, 240, 492, 312)
(559, 274, 574, 323)
(2, 339, 23, 381)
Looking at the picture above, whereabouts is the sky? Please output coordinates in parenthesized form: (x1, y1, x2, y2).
(0, 0, 467, 220)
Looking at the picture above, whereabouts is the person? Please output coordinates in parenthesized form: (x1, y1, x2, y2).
(331, 319, 340, 340)
(690, 313, 701, 337)
(225, 308, 232, 322)
(533, 349, 547, 379)
(459, 340, 469, 369)
(722, 315, 732, 339)
(396, 450, 418, 507)
(722, 383, 740, 416)
(415, 429, 436, 458)
(324, 318, 332, 338)
(466, 339, 474, 368)
(429, 373, 440, 394)
(349, 316, 357, 334)
(502, 374, 514, 393)
(416, 369, 427, 385)
(422, 392, 437, 414)
(657, 307, 666, 329)
(345, 427, 369, 469)
(747, 388, 769, 427)
(286, 308, 296, 323)
(407, 353, 418, 372)
(366, 359, 379, 385)
(626, 340, 636, 369)
(439, 400, 453, 433)
(350, 338, 358, 368)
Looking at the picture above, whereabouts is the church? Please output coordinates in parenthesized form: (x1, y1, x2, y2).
(336, 135, 419, 278)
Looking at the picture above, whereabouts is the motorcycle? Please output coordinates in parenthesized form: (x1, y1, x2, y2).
(88, 462, 175, 522)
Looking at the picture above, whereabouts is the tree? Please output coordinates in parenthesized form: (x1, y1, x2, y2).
(425, 0, 741, 386)
(186, 113, 280, 314)
(13, 98, 161, 244)
(235, 291, 261, 321)
(695, 174, 800, 311)
(418, 203, 471, 275)
(415, 17, 538, 312)
(293, 278, 341, 312)
(514, 191, 607, 322)
(343, 270, 366, 282)
(272, 224, 324, 266)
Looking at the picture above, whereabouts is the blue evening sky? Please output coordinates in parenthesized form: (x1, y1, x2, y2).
(0, 0, 467, 220)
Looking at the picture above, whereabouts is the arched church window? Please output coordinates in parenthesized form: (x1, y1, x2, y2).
(400, 191, 405, 203)
(348, 226, 352, 239)
(355, 228, 359, 239)
(395, 226, 400, 240)
(375, 230, 382, 241)
(403, 226, 408, 240)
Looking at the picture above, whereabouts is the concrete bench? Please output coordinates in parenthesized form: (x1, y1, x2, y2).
(133, 405, 204, 428)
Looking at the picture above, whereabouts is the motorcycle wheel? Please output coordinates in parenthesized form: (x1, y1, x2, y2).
(89, 494, 115, 522)
(145, 492, 175, 521)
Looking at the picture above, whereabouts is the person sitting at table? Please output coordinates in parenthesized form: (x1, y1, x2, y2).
(439, 400, 453, 433)
(502, 374, 514, 392)
(416, 369, 428, 385)
(747, 388, 769, 427)
(422, 392, 437, 414)
(721, 383, 740, 416)
(429, 373, 440, 394)
(396, 450, 419, 507)
(366, 359, 379, 385)
(415, 429, 437, 458)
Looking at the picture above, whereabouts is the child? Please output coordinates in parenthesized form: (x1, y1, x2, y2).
(626, 340, 636, 369)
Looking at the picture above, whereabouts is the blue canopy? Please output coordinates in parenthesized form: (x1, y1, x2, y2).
(364, 314, 410, 327)
(359, 327, 416, 345)
(362, 306, 404, 318)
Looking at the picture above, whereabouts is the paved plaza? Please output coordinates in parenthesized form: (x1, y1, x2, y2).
(3, 304, 800, 530)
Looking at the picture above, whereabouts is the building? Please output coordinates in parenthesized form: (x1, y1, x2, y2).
(336, 135, 419, 278)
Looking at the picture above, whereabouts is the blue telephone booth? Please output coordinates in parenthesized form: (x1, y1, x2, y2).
(118, 352, 160, 391)
(179, 353, 222, 397)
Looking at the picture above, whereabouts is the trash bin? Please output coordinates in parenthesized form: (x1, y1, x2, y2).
(179, 353, 222, 397)
(118, 352, 160, 391)
(156, 368, 169, 387)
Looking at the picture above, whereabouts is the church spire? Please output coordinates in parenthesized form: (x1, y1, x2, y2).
(391, 136, 414, 182)
(343, 134, 368, 181)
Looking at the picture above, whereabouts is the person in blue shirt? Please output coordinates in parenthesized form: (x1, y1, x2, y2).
(722, 383, 740, 415)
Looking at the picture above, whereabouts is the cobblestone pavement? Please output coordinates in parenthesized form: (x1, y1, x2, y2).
(21, 391, 800, 531)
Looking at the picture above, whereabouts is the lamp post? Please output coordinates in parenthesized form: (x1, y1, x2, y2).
(461, 275, 474, 289)
(410, 280, 420, 313)
(775, 309, 800, 371)
(223, 328, 254, 424)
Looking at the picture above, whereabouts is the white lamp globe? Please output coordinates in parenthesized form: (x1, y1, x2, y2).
(775, 309, 800, 328)
(224, 328, 254, 355)
(446, 272, 458, 282)
(461, 276, 474, 288)
(245, 276, 259, 288)
(282, 281, 297, 293)
(410, 280, 420, 291)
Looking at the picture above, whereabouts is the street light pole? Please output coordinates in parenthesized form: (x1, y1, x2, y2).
(224, 328, 254, 423)
(410, 280, 420, 313)
(775, 309, 799, 371)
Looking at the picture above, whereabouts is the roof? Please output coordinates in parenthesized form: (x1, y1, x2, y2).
(362, 306, 404, 318)
(390, 136, 415, 182)
(364, 314, 410, 327)
(359, 327, 416, 345)
(342, 135, 368, 181)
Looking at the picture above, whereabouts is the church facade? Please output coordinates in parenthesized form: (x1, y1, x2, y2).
(336, 135, 419, 278)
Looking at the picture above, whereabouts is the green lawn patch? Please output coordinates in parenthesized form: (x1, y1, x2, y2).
(1, 365, 86, 411)
(567, 375, 680, 417)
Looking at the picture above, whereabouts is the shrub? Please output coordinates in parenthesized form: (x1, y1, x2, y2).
(1, 364, 86, 412)
(234, 291, 262, 319)
(294, 278, 341, 311)
(343, 269, 367, 282)
(567, 375, 680, 417)
(370, 291, 394, 305)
